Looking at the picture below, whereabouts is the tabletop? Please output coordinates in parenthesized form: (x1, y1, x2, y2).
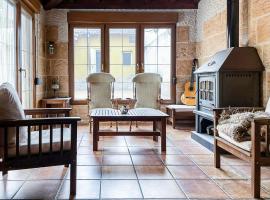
(91, 108, 168, 119)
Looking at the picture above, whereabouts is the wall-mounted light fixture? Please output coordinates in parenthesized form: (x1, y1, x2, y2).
(48, 41, 55, 55)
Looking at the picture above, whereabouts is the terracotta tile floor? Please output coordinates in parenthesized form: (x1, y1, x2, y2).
(2, 124, 270, 199)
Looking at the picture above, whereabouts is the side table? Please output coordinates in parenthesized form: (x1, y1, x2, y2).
(166, 105, 195, 129)
(41, 97, 72, 108)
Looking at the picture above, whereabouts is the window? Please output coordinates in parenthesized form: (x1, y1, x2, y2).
(73, 28, 102, 100)
(123, 51, 132, 65)
(0, 0, 16, 86)
(69, 13, 176, 103)
(21, 8, 33, 108)
(109, 28, 136, 99)
(144, 28, 172, 99)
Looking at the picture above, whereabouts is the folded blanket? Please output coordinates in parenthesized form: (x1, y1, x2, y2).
(217, 111, 270, 142)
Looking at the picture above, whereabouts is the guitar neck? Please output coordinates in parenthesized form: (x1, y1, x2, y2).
(190, 59, 198, 89)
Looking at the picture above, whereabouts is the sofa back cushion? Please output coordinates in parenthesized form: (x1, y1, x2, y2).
(0, 83, 26, 147)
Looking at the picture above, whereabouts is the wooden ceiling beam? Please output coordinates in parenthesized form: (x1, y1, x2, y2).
(41, 0, 65, 10)
(42, 0, 199, 10)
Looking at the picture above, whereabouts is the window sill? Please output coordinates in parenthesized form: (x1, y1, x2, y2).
(72, 99, 88, 105)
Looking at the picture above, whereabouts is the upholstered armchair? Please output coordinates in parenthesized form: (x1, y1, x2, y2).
(86, 72, 115, 132)
(213, 100, 270, 198)
(0, 83, 80, 196)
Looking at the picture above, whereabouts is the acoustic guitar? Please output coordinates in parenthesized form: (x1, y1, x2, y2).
(180, 59, 198, 106)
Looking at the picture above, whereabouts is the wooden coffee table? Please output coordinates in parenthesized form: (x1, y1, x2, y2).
(91, 108, 169, 151)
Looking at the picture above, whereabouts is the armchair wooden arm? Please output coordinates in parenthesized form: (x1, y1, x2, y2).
(0, 117, 80, 127)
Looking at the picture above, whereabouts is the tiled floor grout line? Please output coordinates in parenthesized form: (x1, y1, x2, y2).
(165, 137, 201, 200)
(55, 131, 85, 200)
(167, 135, 235, 199)
(10, 178, 28, 199)
(186, 151, 234, 199)
(125, 135, 145, 199)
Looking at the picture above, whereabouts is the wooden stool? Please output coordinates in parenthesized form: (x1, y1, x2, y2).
(166, 105, 195, 129)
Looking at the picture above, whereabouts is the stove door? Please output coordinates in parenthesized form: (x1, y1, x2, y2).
(198, 76, 216, 113)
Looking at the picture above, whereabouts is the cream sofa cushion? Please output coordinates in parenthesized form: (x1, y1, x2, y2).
(166, 105, 195, 112)
(0, 128, 71, 157)
(218, 131, 266, 152)
(0, 83, 26, 147)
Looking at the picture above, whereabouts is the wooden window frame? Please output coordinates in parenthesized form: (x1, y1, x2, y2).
(20, 1, 36, 108)
(69, 24, 105, 105)
(140, 23, 176, 104)
(3, 0, 38, 108)
(68, 12, 177, 105)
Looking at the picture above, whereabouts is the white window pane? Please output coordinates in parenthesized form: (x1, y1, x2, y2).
(123, 65, 135, 82)
(74, 28, 87, 46)
(158, 29, 171, 46)
(74, 47, 87, 65)
(158, 47, 171, 64)
(21, 9, 33, 108)
(109, 29, 122, 46)
(158, 65, 171, 83)
(0, 0, 16, 87)
(74, 28, 102, 99)
(110, 47, 122, 64)
(110, 65, 122, 82)
(161, 83, 170, 99)
(144, 46, 157, 64)
(144, 29, 157, 46)
(122, 83, 133, 99)
(114, 82, 123, 99)
(109, 28, 136, 99)
(88, 29, 101, 47)
(123, 46, 136, 65)
(144, 65, 157, 73)
(75, 65, 87, 100)
(144, 27, 172, 100)
(123, 29, 136, 47)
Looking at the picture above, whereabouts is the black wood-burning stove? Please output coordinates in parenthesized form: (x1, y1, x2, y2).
(191, 0, 264, 151)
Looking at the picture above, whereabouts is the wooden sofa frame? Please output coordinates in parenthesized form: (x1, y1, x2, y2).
(214, 107, 270, 198)
(0, 108, 80, 196)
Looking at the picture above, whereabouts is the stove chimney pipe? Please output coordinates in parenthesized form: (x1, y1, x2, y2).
(227, 0, 239, 48)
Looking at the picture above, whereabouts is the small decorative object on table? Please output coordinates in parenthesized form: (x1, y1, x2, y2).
(120, 105, 128, 114)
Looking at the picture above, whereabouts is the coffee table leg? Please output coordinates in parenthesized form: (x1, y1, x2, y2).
(161, 118, 166, 152)
(93, 119, 99, 151)
(153, 120, 158, 142)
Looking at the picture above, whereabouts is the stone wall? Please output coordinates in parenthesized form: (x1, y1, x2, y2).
(195, 0, 227, 65)
(195, 0, 270, 106)
(45, 9, 69, 98)
(176, 10, 197, 103)
(247, 0, 270, 105)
